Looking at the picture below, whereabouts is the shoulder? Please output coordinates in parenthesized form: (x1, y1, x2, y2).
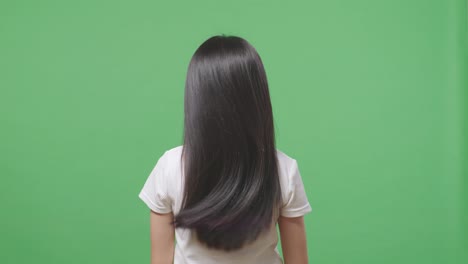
(164, 145, 184, 157)
(275, 148, 299, 186)
(158, 145, 184, 173)
(275, 148, 297, 170)
(275, 148, 301, 199)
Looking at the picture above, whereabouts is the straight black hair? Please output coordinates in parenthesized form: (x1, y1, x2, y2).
(172, 35, 283, 251)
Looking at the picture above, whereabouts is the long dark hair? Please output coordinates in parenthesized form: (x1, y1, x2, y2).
(172, 35, 282, 252)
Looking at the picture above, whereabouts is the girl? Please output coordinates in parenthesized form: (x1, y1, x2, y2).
(138, 35, 312, 264)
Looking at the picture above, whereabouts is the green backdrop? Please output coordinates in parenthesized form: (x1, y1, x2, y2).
(1, 0, 467, 263)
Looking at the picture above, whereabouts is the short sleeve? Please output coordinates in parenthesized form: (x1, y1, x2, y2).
(138, 151, 172, 214)
(280, 159, 312, 218)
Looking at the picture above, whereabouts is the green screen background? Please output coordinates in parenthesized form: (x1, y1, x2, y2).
(1, 0, 467, 263)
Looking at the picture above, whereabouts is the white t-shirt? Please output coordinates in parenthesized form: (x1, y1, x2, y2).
(138, 145, 312, 264)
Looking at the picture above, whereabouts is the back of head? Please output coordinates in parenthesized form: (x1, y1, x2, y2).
(173, 35, 282, 252)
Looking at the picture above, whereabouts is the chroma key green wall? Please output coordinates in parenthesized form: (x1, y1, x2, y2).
(1, 0, 466, 263)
